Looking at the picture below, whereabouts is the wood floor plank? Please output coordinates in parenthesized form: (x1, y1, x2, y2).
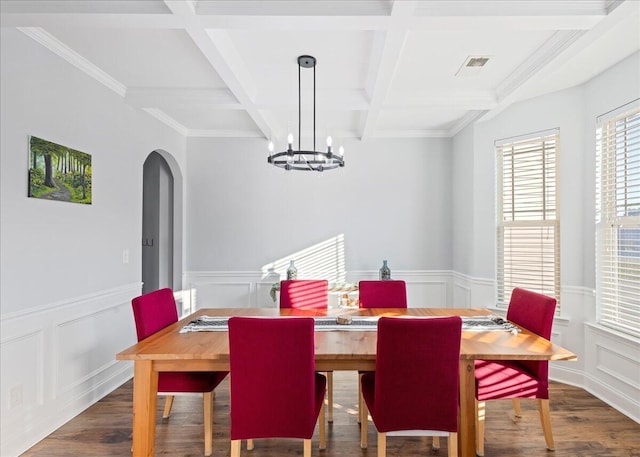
(21, 371, 640, 456)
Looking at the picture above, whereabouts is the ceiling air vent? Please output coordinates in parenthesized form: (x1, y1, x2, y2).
(466, 57, 490, 67)
(456, 55, 491, 77)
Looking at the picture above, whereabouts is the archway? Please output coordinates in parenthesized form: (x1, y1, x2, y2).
(142, 151, 182, 295)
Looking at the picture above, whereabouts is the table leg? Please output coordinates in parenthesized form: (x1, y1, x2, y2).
(132, 360, 158, 457)
(458, 359, 476, 457)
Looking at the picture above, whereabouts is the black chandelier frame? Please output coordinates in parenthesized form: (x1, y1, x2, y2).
(267, 55, 344, 172)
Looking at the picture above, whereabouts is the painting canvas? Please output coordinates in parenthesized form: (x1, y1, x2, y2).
(28, 136, 92, 204)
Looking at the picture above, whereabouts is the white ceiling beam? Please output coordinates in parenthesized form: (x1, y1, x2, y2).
(413, 0, 608, 16)
(1, 8, 604, 32)
(359, 1, 416, 140)
(196, 15, 604, 31)
(0, 13, 185, 29)
(163, 0, 277, 140)
(385, 91, 497, 110)
(193, 0, 392, 16)
(195, 0, 607, 19)
(255, 89, 370, 111)
(375, 129, 452, 138)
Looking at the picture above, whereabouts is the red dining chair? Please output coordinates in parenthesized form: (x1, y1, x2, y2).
(358, 280, 407, 308)
(279, 279, 335, 422)
(228, 317, 326, 457)
(360, 316, 462, 457)
(475, 287, 557, 456)
(131, 288, 228, 457)
(357, 280, 408, 426)
(280, 279, 329, 310)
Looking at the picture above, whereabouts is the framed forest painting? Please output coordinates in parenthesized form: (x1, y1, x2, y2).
(28, 136, 92, 204)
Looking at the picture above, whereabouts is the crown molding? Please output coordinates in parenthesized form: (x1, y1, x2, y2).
(18, 27, 126, 97)
(496, 29, 586, 101)
(142, 108, 189, 136)
(187, 129, 264, 138)
(447, 110, 487, 137)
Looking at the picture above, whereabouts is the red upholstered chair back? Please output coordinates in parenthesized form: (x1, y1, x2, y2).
(372, 316, 462, 432)
(132, 288, 226, 394)
(131, 288, 178, 341)
(506, 287, 557, 382)
(358, 280, 407, 308)
(228, 317, 322, 440)
(280, 280, 329, 309)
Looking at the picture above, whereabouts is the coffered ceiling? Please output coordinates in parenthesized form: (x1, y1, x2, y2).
(2, 0, 639, 146)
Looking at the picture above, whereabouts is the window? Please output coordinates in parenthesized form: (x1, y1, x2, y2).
(496, 129, 560, 308)
(596, 103, 640, 338)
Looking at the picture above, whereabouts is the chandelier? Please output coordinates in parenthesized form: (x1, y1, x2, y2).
(267, 55, 344, 172)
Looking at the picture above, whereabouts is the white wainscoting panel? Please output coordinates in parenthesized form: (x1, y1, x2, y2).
(184, 271, 265, 311)
(406, 280, 448, 307)
(54, 300, 133, 398)
(451, 272, 495, 309)
(584, 323, 640, 422)
(0, 283, 139, 457)
(193, 282, 253, 309)
(0, 329, 45, 411)
(453, 281, 472, 309)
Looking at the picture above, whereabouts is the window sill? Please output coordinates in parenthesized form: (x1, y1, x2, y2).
(585, 322, 640, 345)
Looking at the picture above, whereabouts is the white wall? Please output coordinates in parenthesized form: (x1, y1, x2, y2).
(185, 137, 452, 272)
(0, 29, 187, 456)
(451, 51, 640, 421)
(451, 123, 475, 276)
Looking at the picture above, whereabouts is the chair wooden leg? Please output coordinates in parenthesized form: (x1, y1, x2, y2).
(377, 432, 386, 457)
(360, 398, 368, 448)
(319, 399, 326, 449)
(162, 395, 174, 419)
(476, 400, 486, 457)
(448, 432, 458, 457)
(327, 371, 334, 423)
(538, 399, 555, 450)
(230, 440, 241, 457)
(247, 439, 254, 450)
(357, 375, 362, 424)
(203, 392, 214, 456)
(513, 398, 522, 417)
(303, 439, 312, 457)
(432, 436, 440, 450)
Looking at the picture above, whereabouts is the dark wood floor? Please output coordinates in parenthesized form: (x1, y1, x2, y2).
(21, 371, 640, 456)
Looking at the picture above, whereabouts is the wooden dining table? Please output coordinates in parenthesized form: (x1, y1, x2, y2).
(116, 307, 577, 457)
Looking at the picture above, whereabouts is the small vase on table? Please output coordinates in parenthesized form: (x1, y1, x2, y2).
(286, 260, 298, 280)
(379, 260, 391, 280)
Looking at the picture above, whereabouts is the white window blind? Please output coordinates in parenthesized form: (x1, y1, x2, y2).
(496, 130, 560, 308)
(596, 103, 640, 338)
